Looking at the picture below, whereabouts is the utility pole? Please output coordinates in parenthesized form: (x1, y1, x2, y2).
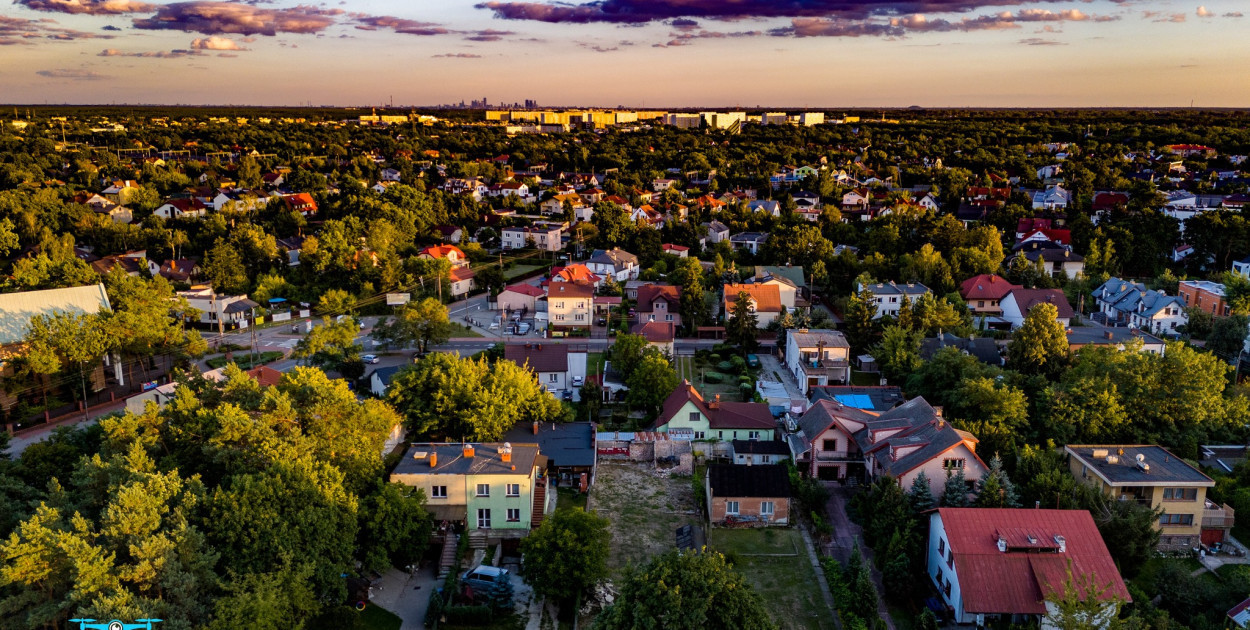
(249, 306, 258, 368)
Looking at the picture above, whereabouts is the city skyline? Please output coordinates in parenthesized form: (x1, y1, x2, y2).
(1, 0, 1247, 107)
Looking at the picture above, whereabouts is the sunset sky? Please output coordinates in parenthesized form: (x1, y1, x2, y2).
(1, 0, 1247, 107)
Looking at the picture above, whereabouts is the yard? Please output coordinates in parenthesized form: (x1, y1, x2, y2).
(588, 461, 703, 576)
(674, 354, 752, 401)
(503, 264, 545, 280)
(448, 323, 483, 338)
(205, 350, 284, 370)
(708, 529, 836, 630)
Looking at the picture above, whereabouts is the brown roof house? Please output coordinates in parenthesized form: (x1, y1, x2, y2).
(706, 463, 791, 527)
(636, 284, 681, 327)
(1000, 288, 1074, 329)
(653, 381, 776, 442)
(723, 283, 783, 328)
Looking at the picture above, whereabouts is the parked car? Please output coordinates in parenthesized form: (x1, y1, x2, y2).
(571, 376, 584, 387)
(516, 322, 531, 335)
(362, 354, 380, 364)
(462, 565, 510, 591)
(746, 354, 761, 369)
(597, 317, 607, 326)
(562, 390, 574, 401)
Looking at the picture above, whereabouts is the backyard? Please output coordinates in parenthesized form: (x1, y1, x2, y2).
(587, 461, 704, 576)
(708, 528, 836, 630)
(674, 354, 755, 402)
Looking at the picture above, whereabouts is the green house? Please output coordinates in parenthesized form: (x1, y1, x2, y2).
(653, 381, 777, 442)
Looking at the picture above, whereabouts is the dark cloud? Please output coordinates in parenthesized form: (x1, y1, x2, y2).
(353, 15, 451, 35)
(1, 14, 116, 41)
(99, 46, 198, 57)
(476, 0, 1103, 24)
(37, 68, 109, 80)
(133, 2, 341, 36)
(432, 52, 482, 57)
(16, 0, 155, 15)
(101, 24, 123, 31)
(670, 18, 700, 31)
(778, 8, 1112, 37)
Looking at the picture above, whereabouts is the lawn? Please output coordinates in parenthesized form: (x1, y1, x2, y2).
(850, 370, 880, 386)
(448, 323, 483, 338)
(588, 461, 703, 576)
(1130, 556, 1203, 593)
(359, 604, 402, 630)
(205, 350, 285, 370)
(587, 352, 606, 380)
(681, 354, 751, 401)
(556, 486, 588, 512)
(708, 528, 835, 630)
(504, 264, 544, 280)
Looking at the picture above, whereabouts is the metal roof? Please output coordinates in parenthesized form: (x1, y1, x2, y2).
(0, 283, 111, 346)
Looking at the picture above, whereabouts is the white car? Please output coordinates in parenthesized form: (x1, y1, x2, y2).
(362, 354, 380, 364)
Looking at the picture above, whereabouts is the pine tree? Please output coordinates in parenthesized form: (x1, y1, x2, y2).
(908, 471, 935, 513)
(940, 468, 970, 507)
(976, 456, 1021, 508)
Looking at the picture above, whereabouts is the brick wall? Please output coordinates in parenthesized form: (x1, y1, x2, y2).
(709, 496, 790, 526)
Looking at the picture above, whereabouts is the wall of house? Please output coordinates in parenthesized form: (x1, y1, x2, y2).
(538, 369, 568, 392)
(390, 471, 470, 514)
(549, 298, 592, 327)
(497, 292, 536, 314)
(465, 468, 539, 531)
(658, 401, 712, 438)
(809, 426, 859, 478)
(897, 443, 988, 501)
(928, 514, 969, 623)
(712, 428, 776, 441)
(1067, 457, 1210, 551)
(708, 493, 791, 526)
(733, 452, 790, 465)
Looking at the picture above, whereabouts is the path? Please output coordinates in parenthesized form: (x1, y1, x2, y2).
(825, 486, 897, 630)
(370, 566, 439, 630)
(799, 525, 843, 630)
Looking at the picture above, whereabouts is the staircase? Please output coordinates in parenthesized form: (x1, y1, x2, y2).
(467, 530, 489, 549)
(531, 479, 548, 528)
(437, 534, 459, 579)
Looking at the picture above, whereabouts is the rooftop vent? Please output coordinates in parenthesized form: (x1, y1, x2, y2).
(1136, 453, 1149, 473)
(500, 442, 512, 463)
(997, 536, 1007, 553)
(1054, 535, 1066, 553)
(464, 444, 475, 458)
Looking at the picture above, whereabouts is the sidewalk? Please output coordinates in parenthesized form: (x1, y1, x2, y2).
(7, 398, 128, 456)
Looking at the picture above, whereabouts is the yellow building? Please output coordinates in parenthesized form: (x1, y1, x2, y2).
(1065, 445, 1232, 551)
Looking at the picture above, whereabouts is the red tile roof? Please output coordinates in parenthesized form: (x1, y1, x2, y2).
(630, 321, 676, 343)
(655, 381, 774, 431)
(419, 244, 465, 260)
(960, 274, 1020, 301)
(553, 264, 600, 285)
(937, 508, 1129, 615)
(548, 281, 595, 299)
(502, 283, 545, 298)
(246, 365, 284, 388)
(724, 283, 782, 313)
(637, 285, 681, 313)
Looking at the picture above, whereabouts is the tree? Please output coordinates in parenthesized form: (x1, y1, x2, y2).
(1207, 314, 1248, 360)
(373, 297, 451, 353)
(726, 290, 760, 353)
(626, 350, 679, 414)
(316, 288, 356, 316)
(202, 238, 249, 295)
(872, 326, 923, 383)
(843, 287, 880, 353)
(519, 509, 611, 605)
(670, 257, 710, 330)
(939, 468, 970, 507)
(25, 311, 115, 416)
(0, 216, 18, 258)
(595, 551, 775, 630)
(975, 456, 1020, 508)
(1007, 302, 1069, 378)
(357, 482, 432, 573)
(292, 317, 362, 373)
(908, 471, 935, 513)
(609, 333, 649, 381)
(1043, 562, 1130, 630)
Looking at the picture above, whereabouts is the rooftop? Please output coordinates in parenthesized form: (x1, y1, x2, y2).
(504, 343, 569, 373)
(707, 463, 791, 498)
(393, 443, 541, 477)
(1066, 445, 1212, 486)
(0, 283, 112, 346)
(502, 422, 596, 468)
(731, 439, 792, 456)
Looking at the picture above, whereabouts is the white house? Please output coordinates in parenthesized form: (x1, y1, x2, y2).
(1031, 185, 1071, 210)
(1093, 278, 1187, 335)
(785, 329, 850, 394)
(729, 232, 769, 255)
(504, 343, 587, 394)
(502, 225, 563, 252)
(999, 288, 1074, 330)
(177, 285, 259, 331)
(585, 248, 639, 282)
(856, 281, 930, 319)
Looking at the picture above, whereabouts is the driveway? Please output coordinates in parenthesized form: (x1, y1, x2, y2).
(825, 485, 896, 630)
(370, 565, 440, 630)
(757, 352, 803, 402)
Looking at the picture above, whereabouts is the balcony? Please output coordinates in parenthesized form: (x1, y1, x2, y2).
(816, 451, 861, 462)
(1203, 501, 1235, 530)
(798, 359, 851, 380)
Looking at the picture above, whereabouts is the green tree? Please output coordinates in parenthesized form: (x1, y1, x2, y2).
(1042, 562, 1130, 630)
(595, 550, 775, 630)
(908, 471, 935, 513)
(1007, 302, 1069, 378)
(202, 238, 249, 295)
(373, 297, 452, 353)
(609, 333, 649, 381)
(25, 311, 115, 415)
(207, 560, 319, 630)
(1207, 314, 1248, 360)
(357, 482, 432, 573)
(726, 290, 760, 353)
(626, 349, 679, 414)
(843, 287, 880, 353)
(872, 326, 923, 383)
(292, 317, 363, 373)
(939, 468, 970, 507)
(519, 509, 611, 605)
(670, 257, 710, 329)
(974, 455, 1020, 508)
(316, 288, 357, 316)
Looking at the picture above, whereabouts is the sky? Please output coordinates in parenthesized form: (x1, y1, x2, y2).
(0, 0, 1247, 107)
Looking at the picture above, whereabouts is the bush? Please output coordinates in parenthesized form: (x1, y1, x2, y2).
(443, 605, 494, 625)
(716, 360, 735, 372)
(739, 383, 753, 401)
(703, 372, 724, 384)
(729, 355, 746, 372)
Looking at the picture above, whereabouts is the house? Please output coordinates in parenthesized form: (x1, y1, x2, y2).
(157, 259, 200, 283)
(503, 421, 596, 486)
(540, 192, 582, 215)
(705, 464, 791, 527)
(807, 386, 904, 413)
(1066, 328, 1167, 355)
(702, 220, 730, 244)
(629, 321, 677, 354)
(280, 193, 318, 217)
(1066, 445, 1232, 549)
(585, 248, 639, 282)
(959, 274, 1020, 317)
(788, 396, 986, 490)
(1015, 242, 1085, 279)
(1031, 185, 1071, 210)
(785, 329, 850, 394)
(653, 380, 776, 442)
(0, 283, 112, 354)
(391, 443, 551, 543)
(920, 334, 1003, 365)
(546, 281, 594, 330)
(418, 245, 475, 297)
(435, 225, 463, 244)
(1228, 598, 1250, 630)
(101, 179, 140, 205)
(380, 167, 402, 182)
(497, 283, 545, 315)
(490, 182, 531, 200)
(636, 284, 681, 326)
(928, 507, 1130, 627)
(502, 225, 563, 252)
(730, 440, 791, 466)
(276, 236, 305, 267)
(661, 243, 689, 258)
(92, 252, 158, 278)
(1092, 278, 1187, 335)
(748, 200, 781, 217)
(1178, 280, 1229, 317)
(1000, 288, 1074, 329)
(723, 283, 783, 328)
(652, 178, 678, 192)
(504, 343, 586, 394)
(750, 268, 802, 309)
(177, 285, 259, 331)
(729, 232, 769, 255)
(857, 281, 931, 319)
(368, 365, 404, 397)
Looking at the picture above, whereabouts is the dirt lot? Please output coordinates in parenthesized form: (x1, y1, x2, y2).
(588, 461, 704, 575)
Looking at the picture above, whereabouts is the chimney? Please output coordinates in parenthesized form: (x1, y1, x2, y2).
(464, 444, 475, 458)
(1054, 535, 1066, 553)
(500, 442, 512, 463)
(429, 451, 438, 467)
(997, 536, 1007, 553)
(1104, 330, 1113, 340)
(533, 421, 540, 435)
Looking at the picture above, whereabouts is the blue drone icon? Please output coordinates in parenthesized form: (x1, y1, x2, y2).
(69, 619, 162, 630)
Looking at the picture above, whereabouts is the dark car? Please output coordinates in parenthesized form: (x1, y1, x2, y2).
(462, 565, 509, 592)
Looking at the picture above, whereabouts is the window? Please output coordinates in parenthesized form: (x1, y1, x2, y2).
(507, 508, 521, 522)
(760, 501, 775, 517)
(943, 579, 951, 597)
(1159, 513, 1194, 526)
(431, 485, 447, 499)
(554, 301, 565, 309)
(477, 509, 492, 529)
(694, 431, 705, 439)
(548, 373, 558, 382)
(938, 538, 946, 555)
(476, 484, 490, 497)
(718, 431, 724, 439)
(942, 458, 966, 470)
(761, 456, 772, 464)
(726, 501, 740, 515)
(666, 314, 674, 321)
(689, 412, 700, 424)
(823, 439, 838, 452)
(978, 301, 985, 307)
(934, 567, 944, 589)
(1163, 488, 1198, 501)
(748, 431, 760, 440)
(947, 553, 954, 568)
(506, 484, 520, 497)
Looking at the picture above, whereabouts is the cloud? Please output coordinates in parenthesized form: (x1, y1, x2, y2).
(16, 0, 155, 15)
(1019, 36, 1064, 45)
(37, 68, 109, 80)
(1196, 6, 1213, 18)
(133, 2, 341, 36)
(353, 15, 450, 35)
(98, 47, 198, 57)
(1, 15, 116, 42)
(670, 18, 700, 31)
(464, 28, 514, 41)
(1226, 12, 1244, 18)
(477, 0, 1116, 24)
(190, 35, 246, 49)
(432, 52, 482, 57)
(779, 8, 1114, 37)
(101, 25, 122, 31)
